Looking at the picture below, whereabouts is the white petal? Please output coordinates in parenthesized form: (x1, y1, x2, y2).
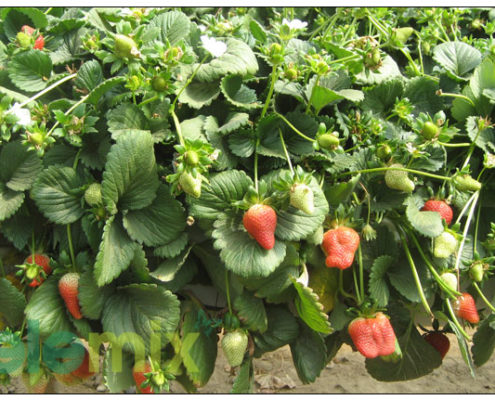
(283, 18, 308, 30)
(10, 103, 32, 127)
(200, 35, 227, 58)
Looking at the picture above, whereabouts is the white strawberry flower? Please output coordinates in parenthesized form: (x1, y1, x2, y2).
(10, 103, 32, 127)
(282, 18, 308, 30)
(200, 35, 227, 58)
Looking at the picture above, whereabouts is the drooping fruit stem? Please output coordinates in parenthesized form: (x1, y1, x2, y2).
(278, 129, 294, 176)
(340, 166, 450, 181)
(275, 112, 316, 143)
(454, 191, 479, 273)
(445, 298, 471, 341)
(472, 282, 495, 313)
(225, 269, 233, 315)
(261, 64, 279, 119)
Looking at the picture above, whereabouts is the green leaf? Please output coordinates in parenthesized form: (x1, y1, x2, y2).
(194, 38, 258, 82)
(290, 323, 327, 384)
(233, 291, 268, 333)
(447, 318, 475, 377)
(103, 347, 135, 393)
(106, 103, 150, 141)
(0, 185, 24, 221)
(178, 80, 220, 109)
(86, 76, 126, 106)
(249, 19, 266, 43)
(405, 196, 444, 238)
(228, 130, 255, 158)
(8, 50, 52, 92)
(472, 315, 495, 367)
(102, 284, 180, 352)
(281, 111, 318, 156)
(153, 232, 189, 259)
(292, 279, 332, 334)
(94, 215, 140, 287)
(466, 116, 495, 153)
(275, 80, 306, 103)
(212, 213, 287, 278)
(218, 113, 250, 135)
(188, 170, 252, 219)
(231, 357, 254, 393)
(0, 210, 32, 249)
(433, 41, 482, 78)
(180, 302, 218, 387)
(122, 184, 185, 247)
(324, 174, 361, 207)
(271, 174, 329, 241)
(308, 74, 364, 114)
(365, 325, 442, 381)
(102, 130, 159, 214)
(0, 141, 42, 192)
(355, 55, 402, 85)
(403, 76, 443, 116)
(25, 278, 73, 338)
(150, 246, 191, 282)
(31, 165, 85, 224)
(147, 11, 191, 45)
(0, 278, 26, 327)
(74, 60, 103, 92)
(409, 145, 446, 172)
(361, 78, 404, 114)
(221, 75, 261, 109)
(368, 255, 393, 307)
(78, 269, 112, 320)
(253, 306, 299, 355)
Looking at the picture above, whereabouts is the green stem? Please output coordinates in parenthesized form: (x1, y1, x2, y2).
(473, 282, 495, 313)
(400, 231, 434, 317)
(171, 55, 208, 112)
(279, 129, 294, 176)
(357, 244, 365, 302)
(338, 269, 358, 302)
(407, 228, 461, 298)
(305, 74, 320, 114)
(454, 190, 478, 225)
(7, 73, 77, 112)
(454, 191, 479, 272)
(275, 112, 316, 143)
(327, 54, 361, 65)
(417, 35, 425, 74)
(138, 95, 159, 108)
(477, 167, 487, 182)
(46, 94, 89, 138)
(339, 166, 450, 181)
(400, 48, 421, 76)
(67, 224, 77, 272)
(367, 13, 388, 37)
(254, 141, 259, 193)
(437, 141, 471, 148)
(474, 195, 482, 255)
(435, 18, 451, 42)
(72, 149, 82, 170)
(225, 269, 233, 315)
(438, 92, 476, 107)
(170, 109, 185, 147)
(20, 318, 27, 338)
(445, 298, 472, 341)
(261, 64, 279, 119)
(352, 263, 362, 305)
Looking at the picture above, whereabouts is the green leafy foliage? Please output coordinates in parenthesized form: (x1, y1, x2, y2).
(290, 323, 327, 384)
(8, 50, 52, 92)
(0, 278, 26, 327)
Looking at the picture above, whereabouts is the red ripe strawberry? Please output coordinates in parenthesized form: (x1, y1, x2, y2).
(422, 200, 453, 226)
(423, 332, 450, 360)
(58, 273, 83, 320)
(25, 254, 52, 287)
(34, 35, 45, 50)
(71, 344, 94, 380)
(322, 226, 360, 269)
(132, 361, 154, 394)
(243, 204, 277, 250)
(348, 312, 396, 359)
(454, 293, 480, 324)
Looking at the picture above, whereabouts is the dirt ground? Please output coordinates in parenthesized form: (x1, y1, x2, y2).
(3, 332, 495, 394)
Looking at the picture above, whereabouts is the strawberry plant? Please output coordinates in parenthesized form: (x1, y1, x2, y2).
(1, 6, 495, 394)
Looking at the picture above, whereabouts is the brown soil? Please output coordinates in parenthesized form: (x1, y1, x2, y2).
(4, 333, 495, 394)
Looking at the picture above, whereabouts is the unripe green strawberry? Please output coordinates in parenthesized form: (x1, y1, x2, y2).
(377, 144, 392, 161)
(114, 34, 138, 58)
(470, 263, 484, 283)
(434, 231, 457, 259)
(440, 272, 458, 292)
(454, 175, 482, 192)
(16, 32, 32, 48)
(184, 150, 199, 166)
(317, 133, 339, 150)
(84, 183, 102, 207)
(392, 27, 414, 45)
(421, 121, 440, 139)
(29, 132, 45, 146)
(152, 76, 168, 92)
(385, 164, 415, 192)
(179, 172, 202, 198)
(221, 330, 248, 367)
(290, 183, 314, 215)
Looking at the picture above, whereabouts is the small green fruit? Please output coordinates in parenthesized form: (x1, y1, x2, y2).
(184, 150, 199, 166)
(317, 133, 339, 150)
(16, 32, 32, 48)
(114, 34, 138, 58)
(152, 76, 168, 92)
(421, 121, 440, 140)
(470, 263, 484, 283)
(221, 330, 248, 367)
(84, 183, 102, 207)
(385, 164, 415, 192)
(179, 172, 202, 198)
(152, 372, 165, 387)
(377, 144, 392, 161)
(290, 183, 314, 215)
(440, 272, 458, 292)
(434, 232, 457, 259)
(454, 175, 482, 192)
